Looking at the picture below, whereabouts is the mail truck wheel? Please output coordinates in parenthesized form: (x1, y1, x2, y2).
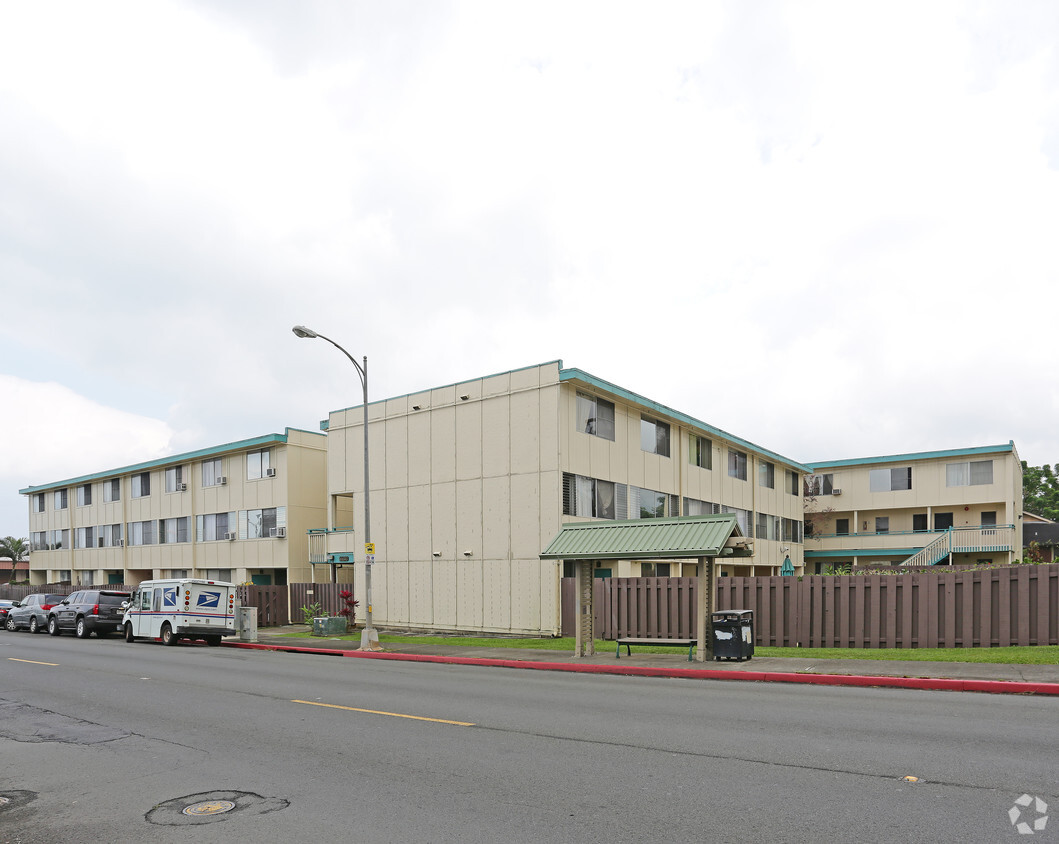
(161, 623, 177, 646)
(124, 623, 135, 643)
(206, 636, 221, 647)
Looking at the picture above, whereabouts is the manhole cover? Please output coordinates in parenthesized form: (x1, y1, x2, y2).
(182, 800, 236, 816)
(147, 791, 288, 825)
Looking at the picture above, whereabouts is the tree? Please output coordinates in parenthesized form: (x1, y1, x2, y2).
(0, 536, 28, 582)
(1022, 462, 1059, 521)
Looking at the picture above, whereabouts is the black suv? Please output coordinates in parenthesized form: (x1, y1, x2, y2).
(48, 590, 131, 638)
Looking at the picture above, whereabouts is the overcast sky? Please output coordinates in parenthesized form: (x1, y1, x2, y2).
(2, 0, 1057, 536)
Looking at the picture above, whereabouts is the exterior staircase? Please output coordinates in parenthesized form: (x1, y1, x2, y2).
(900, 526, 1015, 566)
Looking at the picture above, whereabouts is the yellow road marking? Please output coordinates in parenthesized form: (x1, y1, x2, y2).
(293, 699, 474, 726)
(8, 658, 59, 666)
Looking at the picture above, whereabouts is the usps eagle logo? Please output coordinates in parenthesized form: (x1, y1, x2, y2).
(196, 591, 221, 609)
(163, 588, 178, 608)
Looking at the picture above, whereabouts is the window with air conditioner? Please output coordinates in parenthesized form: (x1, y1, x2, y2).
(247, 449, 272, 480)
(165, 466, 186, 493)
(202, 457, 224, 487)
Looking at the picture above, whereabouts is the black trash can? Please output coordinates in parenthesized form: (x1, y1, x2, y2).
(711, 610, 754, 661)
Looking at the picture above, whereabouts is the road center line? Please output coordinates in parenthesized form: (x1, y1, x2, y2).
(8, 658, 59, 666)
(292, 699, 474, 726)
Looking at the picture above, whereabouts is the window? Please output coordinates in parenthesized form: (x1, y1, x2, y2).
(946, 460, 994, 487)
(805, 474, 834, 496)
(934, 512, 953, 531)
(127, 520, 155, 546)
(168, 570, 189, 579)
(159, 517, 189, 544)
(247, 449, 272, 480)
(50, 529, 70, 549)
(781, 518, 803, 543)
(981, 511, 997, 527)
(202, 458, 223, 487)
(100, 524, 122, 547)
(31, 531, 47, 551)
(74, 527, 96, 549)
(684, 497, 718, 516)
(33, 493, 45, 513)
(640, 563, 671, 577)
(633, 487, 669, 519)
(875, 517, 890, 534)
(913, 513, 928, 532)
(575, 392, 615, 441)
(196, 512, 235, 541)
(103, 479, 120, 502)
(836, 518, 850, 536)
(132, 473, 151, 498)
(759, 461, 775, 489)
(640, 417, 670, 457)
(721, 505, 751, 536)
(165, 466, 185, 492)
(869, 467, 912, 492)
(755, 512, 780, 541)
(54, 489, 68, 510)
(562, 474, 618, 519)
(786, 470, 800, 495)
(690, 435, 712, 469)
(204, 569, 232, 581)
(728, 449, 748, 481)
(77, 484, 92, 506)
(242, 507, 280, 538)
(80, 571, 94, 586)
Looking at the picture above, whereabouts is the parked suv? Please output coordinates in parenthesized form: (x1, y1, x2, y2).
(6, 594, 66, 633)
(48, 590, 131, 638)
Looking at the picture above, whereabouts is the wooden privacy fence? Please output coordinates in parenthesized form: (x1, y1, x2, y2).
(561, 564, 1059, 648)
(287, 583, 355, 624)
(236, 585, 289, 627)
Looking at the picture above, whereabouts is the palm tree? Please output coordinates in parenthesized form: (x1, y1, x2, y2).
(0, 536, 28, 582)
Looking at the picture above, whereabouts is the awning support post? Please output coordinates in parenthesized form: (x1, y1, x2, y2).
(574, 560, 595, 657)
(695, 556, 714, 663)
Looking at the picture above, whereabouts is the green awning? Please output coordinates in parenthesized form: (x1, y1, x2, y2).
(540, 514, 748, 561)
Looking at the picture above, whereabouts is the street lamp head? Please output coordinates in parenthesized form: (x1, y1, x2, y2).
(292, 325, 318, 339)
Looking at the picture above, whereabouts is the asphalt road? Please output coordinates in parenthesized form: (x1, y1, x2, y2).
(1, 632, 1056, 843)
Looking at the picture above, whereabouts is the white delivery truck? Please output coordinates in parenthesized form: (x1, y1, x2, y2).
(123, 579, 238, 647)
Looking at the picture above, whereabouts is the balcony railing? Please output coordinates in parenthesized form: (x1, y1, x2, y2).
(900, 525, 1015, 566)
(307, 527, 355, 565)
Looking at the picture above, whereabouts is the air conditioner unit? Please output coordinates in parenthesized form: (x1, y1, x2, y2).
(177, 482, 187, 492)
(270, 527, 286, 539)
(118, 539, 125, 547)
(266, 468, 277, 478)
(218, 476, 227, 485)
(224, 532, 237, 541)
(832, 488, 842, 496)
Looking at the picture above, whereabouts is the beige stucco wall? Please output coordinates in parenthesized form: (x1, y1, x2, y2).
(23, 429, 327, 586)
(804, 445, 1023, 566)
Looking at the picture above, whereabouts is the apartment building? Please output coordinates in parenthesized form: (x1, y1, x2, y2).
(21, 429, 327, 587)
(320, 361, 811, 636)
(802, 443, 1023, 571)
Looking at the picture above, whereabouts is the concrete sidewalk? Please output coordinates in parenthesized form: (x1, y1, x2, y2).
(224, 629, 1059, 696)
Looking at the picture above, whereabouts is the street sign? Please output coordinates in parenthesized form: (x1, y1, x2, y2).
(365, 543, 375, 555)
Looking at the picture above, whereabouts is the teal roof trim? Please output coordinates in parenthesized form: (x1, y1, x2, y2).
(804, 548, 921, 558)
(18, 428, 323, 494)
(540, 514, 743, 560)
(559, 368, 812, 473)
(809, 441, 1015, 470)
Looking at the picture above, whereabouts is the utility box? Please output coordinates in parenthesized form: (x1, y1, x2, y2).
(312, 616, 347, 636)
(237, 607, 258, 642)
(711, 610, 754, 661)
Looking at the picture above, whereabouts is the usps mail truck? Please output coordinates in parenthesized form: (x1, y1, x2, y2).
(123, 579, 237, 646)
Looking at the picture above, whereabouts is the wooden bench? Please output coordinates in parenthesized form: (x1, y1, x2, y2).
(615, 637, 697, 661)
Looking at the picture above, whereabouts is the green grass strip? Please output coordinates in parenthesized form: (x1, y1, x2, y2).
(272, 629, 1058, 664)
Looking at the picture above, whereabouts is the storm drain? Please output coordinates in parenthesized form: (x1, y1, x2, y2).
(147, 791, 288, 825)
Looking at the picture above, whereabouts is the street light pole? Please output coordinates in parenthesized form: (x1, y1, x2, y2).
(292, 325, 379, 651)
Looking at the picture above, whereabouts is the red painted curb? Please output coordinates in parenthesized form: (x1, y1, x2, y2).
(221, 642, 1059, 695)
